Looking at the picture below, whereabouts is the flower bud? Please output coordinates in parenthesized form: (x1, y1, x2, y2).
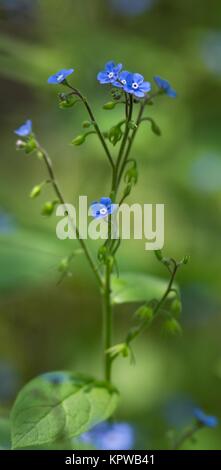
(171, 298, 182, 318)
(30, 185, 41, 199)
(82, 120, 91, 128)
(135, 305, 153, 322)
(71, 135, 86, 146)
(103, 101, 116, 110)
(58, 257, 69, 273)
(41, 201, 56, 216)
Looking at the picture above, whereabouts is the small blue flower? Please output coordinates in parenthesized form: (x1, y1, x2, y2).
(14, 119, 32, 137)
(194, 408, 218, 428)
(47, 68, 74, 85)
(122, 72, 151, 98)
(80, 421, 135, 450)
(90, 197, 115, 219)
(97, 61, 123, 85)
(154, 76, 177, 98)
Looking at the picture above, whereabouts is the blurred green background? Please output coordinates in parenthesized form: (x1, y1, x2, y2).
(0, 0, 221, 450)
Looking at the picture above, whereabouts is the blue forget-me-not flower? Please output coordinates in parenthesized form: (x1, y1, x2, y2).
(97, 61, 123, 85)
(154, 76, 177, 97)
(48, 68, 74, 85)
(90, 197, 115, 219)
(14, 119, 32, 137)
(120, 72, 151, 97)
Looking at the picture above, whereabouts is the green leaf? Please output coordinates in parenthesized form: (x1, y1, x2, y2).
(111, 272, 175, 304)
(11, 371, 119, 449)
(0, 418, 11, 450)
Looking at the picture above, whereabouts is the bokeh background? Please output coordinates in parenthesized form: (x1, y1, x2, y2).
(0, 0, 221, 450)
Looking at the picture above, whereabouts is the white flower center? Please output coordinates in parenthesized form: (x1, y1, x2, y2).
(108, 72, 114, 79)
(121, 79, 126, 85)
(100, 207, 107, 216)
(132, 82, 139, 89)
(57, 74, 64, 81)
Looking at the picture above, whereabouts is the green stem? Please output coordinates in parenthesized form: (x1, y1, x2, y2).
(117, 91, 162, 187)
(117, 101, 144, 188)
(37, 142, 103, 288)
(114, 94, 134, 194)
(66, 84, 114, 170)
(173, 423, 202, 450)
(125, 261, 179, 347)
(102, 257, 113, 382)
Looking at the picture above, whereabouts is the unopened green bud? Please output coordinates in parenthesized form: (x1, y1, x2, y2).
(58, 257, 69, 273)
(36, 151, 44, 160)
(171, 298, 182, 318)
(135, 305, 153, 322)
(30, 185, 41, 199)
(109, 126, 122, 145)
(162, 318, 182, 336)
(41, 201, 57, 216)
(82, 120, 91, 128)
(150, 119, 162, 136)
(103, 101, 116, 110)
(71, 135, 86, 146)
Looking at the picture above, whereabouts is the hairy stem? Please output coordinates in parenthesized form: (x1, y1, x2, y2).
(36, 142, 103, 287)
(114, 94, 134, 193)
(102, 257, 113, 382)
(66, 84, 114, 170)
(173, 423, 202, 450)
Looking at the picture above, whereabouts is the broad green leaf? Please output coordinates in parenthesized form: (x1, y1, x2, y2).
(11, 371, 119, 450)
(111, 272, 176, 304)
(0, 418, 11, 450)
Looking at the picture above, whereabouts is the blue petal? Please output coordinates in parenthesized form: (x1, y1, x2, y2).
(194, 408, 218, 428)
(113, 81, 123, 88)
(14, 119, 32, 136)
(97, 72, 109, 83)
(90, 203, 103, 218)
(123, 72, 134, 86)
(100, 197, 112, 207)
(113, 63, 123, 74)
(140, 81, 151, 93)
(167, 87, 177, 98)
(133, 89, 145, 98)
(154, 75, 165, 88)
(132, 73, 144, 85)
(47, 68, 74, 84)
(90, 202, 108, 219)
(123, 84, 134, 94)
(105, 61, 115, 71)
(118, 71, 130, 83)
